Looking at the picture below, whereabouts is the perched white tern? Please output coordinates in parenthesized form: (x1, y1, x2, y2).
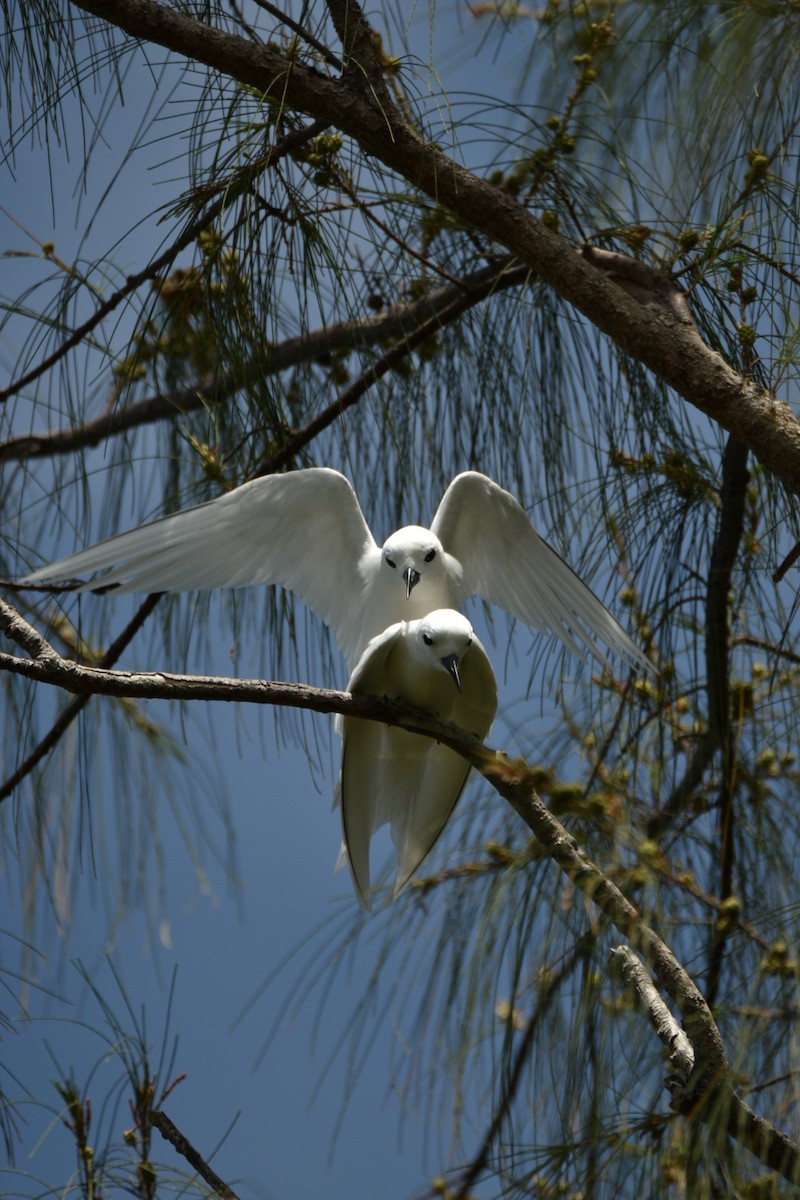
(23, 467, 646, 672)
(339, 608, 497, 907)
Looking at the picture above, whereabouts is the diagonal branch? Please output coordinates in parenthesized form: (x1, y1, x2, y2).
(258, 259, 528, 474)
(67, 0, 800, 496)
(0, 594, 161, 802)
(150, 1109, 240, 1200)
(251, 0, 343, 70)
(452, 934, 593, 1200)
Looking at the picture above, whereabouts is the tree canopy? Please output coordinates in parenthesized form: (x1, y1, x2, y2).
(2, 1, 800, 1196)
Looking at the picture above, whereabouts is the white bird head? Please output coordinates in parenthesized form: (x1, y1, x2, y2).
(411, 609, 475, 693)
(381, 526, 447, 600)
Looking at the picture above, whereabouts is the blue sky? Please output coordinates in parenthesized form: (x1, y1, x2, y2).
(0, 6, 627, 1197)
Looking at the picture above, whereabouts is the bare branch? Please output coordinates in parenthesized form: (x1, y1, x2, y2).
(609, 944, 695, 1081)
(0, 596, 488, 737)
(150, 1109, 240, 1200)
(609, 945, 800, 1181)
(0, 594, 161, 802)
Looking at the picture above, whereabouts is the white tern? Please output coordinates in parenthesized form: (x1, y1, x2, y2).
(339, 608, 497, 907)
(23, 467, 647, 672)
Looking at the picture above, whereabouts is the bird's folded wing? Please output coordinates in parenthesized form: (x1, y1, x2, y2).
(23, 468, 379, 663)
(339, 625, 402, 906)
(388, 636, 497, 898)
(431, 472, 648, 671)
(390, 742, 473, 899)
(456, 633, 499, 736)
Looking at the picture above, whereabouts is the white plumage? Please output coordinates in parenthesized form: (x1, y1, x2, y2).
(339, 609, 497, 907)
(23, 467, 647, 672)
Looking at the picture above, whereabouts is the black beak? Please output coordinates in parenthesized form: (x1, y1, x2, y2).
(441, 654, 462, 692)
(403, 566, 421, 598)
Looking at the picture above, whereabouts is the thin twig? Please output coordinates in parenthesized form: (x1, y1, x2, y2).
(0, 119, 328, 406)
(452, 934, 593, 1200)
(0, 594, 161, 802)
(252, 0, 343, 69)
(150, 1109, 240, 1200)
(259, 259, 528, 474)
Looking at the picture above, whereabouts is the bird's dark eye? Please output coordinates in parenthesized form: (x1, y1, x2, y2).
(422, 633, 433, 645)
(424, 549, 436, 563)
(386, 557, 397, 569)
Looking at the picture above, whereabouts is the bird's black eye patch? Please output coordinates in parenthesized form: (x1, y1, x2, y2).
(424, 549, 436, 563)
(422, 633, 433, 645)
(386, 557, 397, 569)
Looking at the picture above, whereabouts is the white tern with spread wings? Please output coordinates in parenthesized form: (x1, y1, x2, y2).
(339, 609, 497, 907)
(23, 467, 647, 672)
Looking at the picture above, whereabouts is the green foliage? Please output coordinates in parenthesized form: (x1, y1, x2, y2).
(2, 0, 800, 1196)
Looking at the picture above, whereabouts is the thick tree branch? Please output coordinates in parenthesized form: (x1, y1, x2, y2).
(3, 595, 800, 1181)
(0, 596, 487, 735)
(68, 0, 800, 496)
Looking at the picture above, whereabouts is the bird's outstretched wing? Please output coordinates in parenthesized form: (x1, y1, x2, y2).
(431, 471, 647, 670)
(23, 468, 379, 664)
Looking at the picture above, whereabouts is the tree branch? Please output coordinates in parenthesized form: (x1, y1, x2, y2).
(68, 0, 800, 497)
(647, 436, 750, 842)
(0, 258, 527, 462)
(706, 436, 750, 748)
(258, 260, 528, 474)
(610, 945, 800, 1182)
(452, 934, 592, 1200)
(150, 1109, 240, 1200)
(0, 594, 161, 802)
(610, 944, 695, 1082)
(0, 116, 328, 406)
